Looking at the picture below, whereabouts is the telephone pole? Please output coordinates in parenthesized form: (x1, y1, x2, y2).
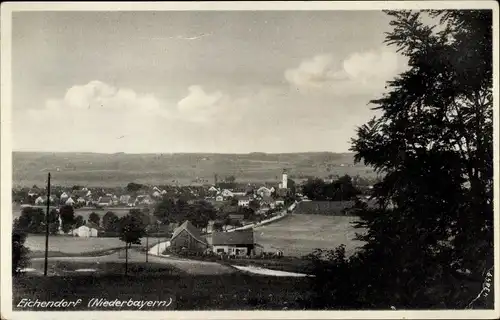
(43, 173, 51, 276)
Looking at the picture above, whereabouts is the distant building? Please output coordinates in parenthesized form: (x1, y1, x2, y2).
(281, 169, 288, 189)
(256, 186, 272, 198)
(97, 196, 113, 207)
(71, 225, 98, 238)
(119, 195, 131, 205)
(170, 220, 208, 253)
(28, 188, 40, 197)
(236, 196, 251, 207)
(65, 197, 75, 206)
(215, 195, 224, 202)
(211, 230, 255, 256)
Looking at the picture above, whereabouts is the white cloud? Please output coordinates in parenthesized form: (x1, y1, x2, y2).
(20, 81, 174, 153)
(284, 47, 406, 96)
(175, 85, 247, 124)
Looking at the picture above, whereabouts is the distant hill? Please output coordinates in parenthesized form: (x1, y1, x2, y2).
(12, 151, 375, 188)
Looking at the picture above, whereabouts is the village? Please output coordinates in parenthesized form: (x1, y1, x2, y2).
(12, 169, 372, 261)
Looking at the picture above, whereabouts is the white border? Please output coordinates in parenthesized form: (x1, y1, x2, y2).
(1, 1, 499, 320)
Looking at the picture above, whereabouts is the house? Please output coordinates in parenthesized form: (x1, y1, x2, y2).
(71, 225, 98, 238)
(170, 220, 208, 253)
(97, 196, 113, 207)
(208, 186, 218, 193)
(153, 186, 161, 193)
(294, 200, 356, 216)
(152, 190, 162, 198)
(236, 196, 251, 207)
(119, 195, 131, 205)
(274, 198, 285, 207)
(34, 196, 46, 205)
(221, 189, 234, 198)
(135, 195, 153, 206)
(28, 188, 40, 197)
(60, 192, 70, 200)
(161, 189, 167, 195)
(65, 197, 75, 206)
(211, 229, 255, 256)
(215, 195, 224, 202)
(77, 197, 86, 204)
(256, 186, 272, 198)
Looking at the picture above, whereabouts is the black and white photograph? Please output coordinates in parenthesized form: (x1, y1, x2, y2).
(1, 1, 498, 319)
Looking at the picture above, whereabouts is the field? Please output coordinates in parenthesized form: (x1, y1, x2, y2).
(254, 213, 365, 257)
(25, 235, 167, 255)
(12, 151, 374, 187)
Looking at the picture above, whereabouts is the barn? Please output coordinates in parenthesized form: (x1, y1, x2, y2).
(211, 229, 255, 256)
(170, 220, 208, 253)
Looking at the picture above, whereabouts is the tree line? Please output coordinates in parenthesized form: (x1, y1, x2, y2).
(303, 10, 493, 309)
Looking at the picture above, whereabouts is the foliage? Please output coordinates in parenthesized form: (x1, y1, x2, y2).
(126, 182, 144, 193)
(88, 212, 100, 226)
(310, 10, 493, 309)
(154, 198, 217, 229)
(59, 205, 75, 233)
(102, 211, 120, 233)
(48, 209, 60, 235)
(118, 213, 146, 246)
(15, 207, 45, 233)
(74, 215, 84, 228)
(301, 175, 360, 201)
(12, 225, 30, 276)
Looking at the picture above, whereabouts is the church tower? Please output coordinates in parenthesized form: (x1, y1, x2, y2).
(281, 169, 288, 189)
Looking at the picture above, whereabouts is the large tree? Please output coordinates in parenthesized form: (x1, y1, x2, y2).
(59, 205, 75, 233)
(118, 213, 146, 275)
(310, 10, 493, 309)
(102, 211, 120, 233)
(12, 224, 30, 276)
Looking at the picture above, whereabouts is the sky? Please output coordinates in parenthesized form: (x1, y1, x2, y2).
(11, 10, 409, 154)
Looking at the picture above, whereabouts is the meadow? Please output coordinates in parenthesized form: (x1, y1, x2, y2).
(25, 235, 167, 255)
(254, 213, 365, 257)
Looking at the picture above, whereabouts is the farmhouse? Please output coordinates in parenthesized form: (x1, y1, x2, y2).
(256, 186, 272, 197)
(294, 200, 356, 216)
(97, 196, 113, 207)
(119, 195, 131, 205)
(71, 225, 98, 237)
(170, 220, 208, 253)
(28, 188, 40, 197)
(60, 192, 70, 200)
(236, 196, 251, 207)
(65, 197, 75, 206)
(215, 195, 224, 202)
(220, 189, 234, 198)
(211, 229, 255, 256)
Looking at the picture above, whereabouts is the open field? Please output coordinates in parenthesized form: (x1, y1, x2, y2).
(254, 213, 365, 257)
(25, 235, 168, 254)
(13, 151, 374, 187)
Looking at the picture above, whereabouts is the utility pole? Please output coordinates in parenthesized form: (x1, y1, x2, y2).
(43, 173, 51, 276)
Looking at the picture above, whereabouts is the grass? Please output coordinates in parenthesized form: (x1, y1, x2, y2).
(13, 273, 314, 310)
(254, 213, 365, 257)
(25, 235, 167, 255)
